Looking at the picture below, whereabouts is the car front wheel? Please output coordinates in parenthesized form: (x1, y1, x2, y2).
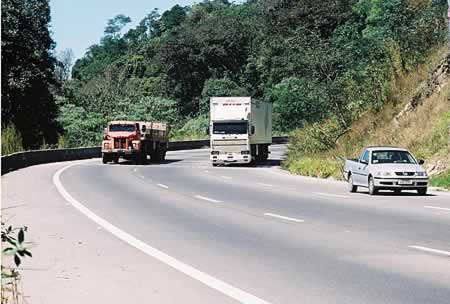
(368, 177, 378, 195)
(417, 188, 427, 195)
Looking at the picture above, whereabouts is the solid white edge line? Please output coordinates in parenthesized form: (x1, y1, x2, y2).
(157, 183, 169, 189)
(263, 213, 304, 223)
(221, 176, 232, 180)
(424, 205, 450, 212)
(408, 245, 450, 257)
(194, 195, 221, 203)
(53, 162, 271, 304)
(315, 192, 349, 198)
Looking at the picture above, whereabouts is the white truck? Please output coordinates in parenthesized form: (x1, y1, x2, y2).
(209, 97, 272, 165)
(343, 146, 428, 195)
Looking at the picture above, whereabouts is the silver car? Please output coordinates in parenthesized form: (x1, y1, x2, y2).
(343, 146, 428, 195)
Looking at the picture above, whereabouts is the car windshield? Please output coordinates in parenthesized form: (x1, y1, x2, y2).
(109, 124, 135, 132)
(372, 150, 416, 164)
(213, 122, 247, 135)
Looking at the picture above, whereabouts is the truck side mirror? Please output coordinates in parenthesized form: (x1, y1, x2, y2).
(206, 127, 210, 135)
(251, 126, 255, 135)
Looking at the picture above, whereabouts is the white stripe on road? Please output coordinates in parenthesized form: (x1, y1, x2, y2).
(221, 176, 232, 180)
(424, 205, 450, 212)
(53, 163, 271, 304)
(315, 192, 349, 198)
(195, 195, 221, 203)
(256, 183, 273, 187)
(157, 183, 169, 189)
(263, 213, 304, 223)
(408, 245, 450, 257)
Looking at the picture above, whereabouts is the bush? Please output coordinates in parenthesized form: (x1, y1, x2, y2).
(1, 125, 24, 155)
(430, 170, 450, 190)
(287, 118, 345, 159)
(171, 115, 209, 141)
(285, 157, 342, 179)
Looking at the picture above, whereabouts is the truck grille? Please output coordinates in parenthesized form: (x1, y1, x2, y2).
(212, 139, 247, 153)
(212, 139, 247, 146)
(114, 138, 127, 149)
(214, 145, 247, 153)
(395, 172, 415, 176)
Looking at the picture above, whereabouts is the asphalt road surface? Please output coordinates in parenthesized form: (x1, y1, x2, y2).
(2, 145, 450, 304)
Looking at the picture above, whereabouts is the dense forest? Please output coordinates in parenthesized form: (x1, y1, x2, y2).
(1, 0, 448, 151)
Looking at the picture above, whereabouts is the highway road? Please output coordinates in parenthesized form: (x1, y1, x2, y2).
(2, 144, 450, 304)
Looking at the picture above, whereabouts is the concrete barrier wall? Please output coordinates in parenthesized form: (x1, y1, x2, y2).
(1, 137, 288, 175)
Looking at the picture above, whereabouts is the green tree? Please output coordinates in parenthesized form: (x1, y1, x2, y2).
(1, 0, 60, 148)
(266, 77, 329, 132)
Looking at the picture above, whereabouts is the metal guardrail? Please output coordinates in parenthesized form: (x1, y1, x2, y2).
(1, 137, 288, 175)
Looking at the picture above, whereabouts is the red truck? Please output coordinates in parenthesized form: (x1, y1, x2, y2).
(101, 121, 169, 164)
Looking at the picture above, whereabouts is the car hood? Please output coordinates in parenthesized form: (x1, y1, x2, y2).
(373, 163, 425, 172)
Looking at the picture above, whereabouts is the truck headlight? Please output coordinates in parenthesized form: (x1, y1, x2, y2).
(376, 171, 391, 177)
(241, 150, 250, 155)
(416, 171, 427, 177)
(211, 151, 219, 155)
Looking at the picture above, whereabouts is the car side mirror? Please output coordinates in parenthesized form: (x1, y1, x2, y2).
(141, 125, 146, 133)
(418, 159, 425, 165)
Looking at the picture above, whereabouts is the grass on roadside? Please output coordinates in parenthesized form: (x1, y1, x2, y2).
(430, 171, 450, 190)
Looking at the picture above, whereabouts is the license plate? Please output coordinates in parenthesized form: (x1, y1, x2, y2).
(398, 180, 413, 185)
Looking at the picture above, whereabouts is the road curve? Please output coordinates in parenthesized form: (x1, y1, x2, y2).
(2, 145, 450, 304)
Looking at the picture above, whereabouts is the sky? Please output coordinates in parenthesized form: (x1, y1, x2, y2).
(49, 0, 200, 60)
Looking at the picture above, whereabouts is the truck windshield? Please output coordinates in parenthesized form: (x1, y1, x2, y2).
(109, 124, 135, 132)
(372, 150, 417, 164)
(213, 122, 247, 135)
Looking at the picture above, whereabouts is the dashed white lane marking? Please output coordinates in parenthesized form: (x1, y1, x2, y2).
(408, 245, 450, 257)
(315, 192, 349, 198)
(138, 175, 145, 179)
(221, 176, 232, 180)
(194, 195, 221, 203)
(204, 170, 210, 173)
(133, 168, 137, 172)
(157, 183, 169, 189)
(263, 213, 304, 223)
(53, 162, 271, 304)
(424, 205, 450, 212)
(256, 182, 273, 187)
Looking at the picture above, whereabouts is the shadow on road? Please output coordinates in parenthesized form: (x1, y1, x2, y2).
(107, 159, 183, 166)
(358, 190, 436, 197)
(214, 158, 283, 169)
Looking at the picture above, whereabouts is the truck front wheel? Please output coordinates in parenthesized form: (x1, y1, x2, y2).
(102, 154, 110, 164)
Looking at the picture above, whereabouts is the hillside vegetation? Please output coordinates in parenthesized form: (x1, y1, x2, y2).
(2, 0, 448, 156)
(57, 0, 447, 147)
(285, 47, 450, 188)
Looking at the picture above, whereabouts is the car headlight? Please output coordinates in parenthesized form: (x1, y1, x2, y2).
(376, 171, 391, 177)
(416, 171, 427, 177)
